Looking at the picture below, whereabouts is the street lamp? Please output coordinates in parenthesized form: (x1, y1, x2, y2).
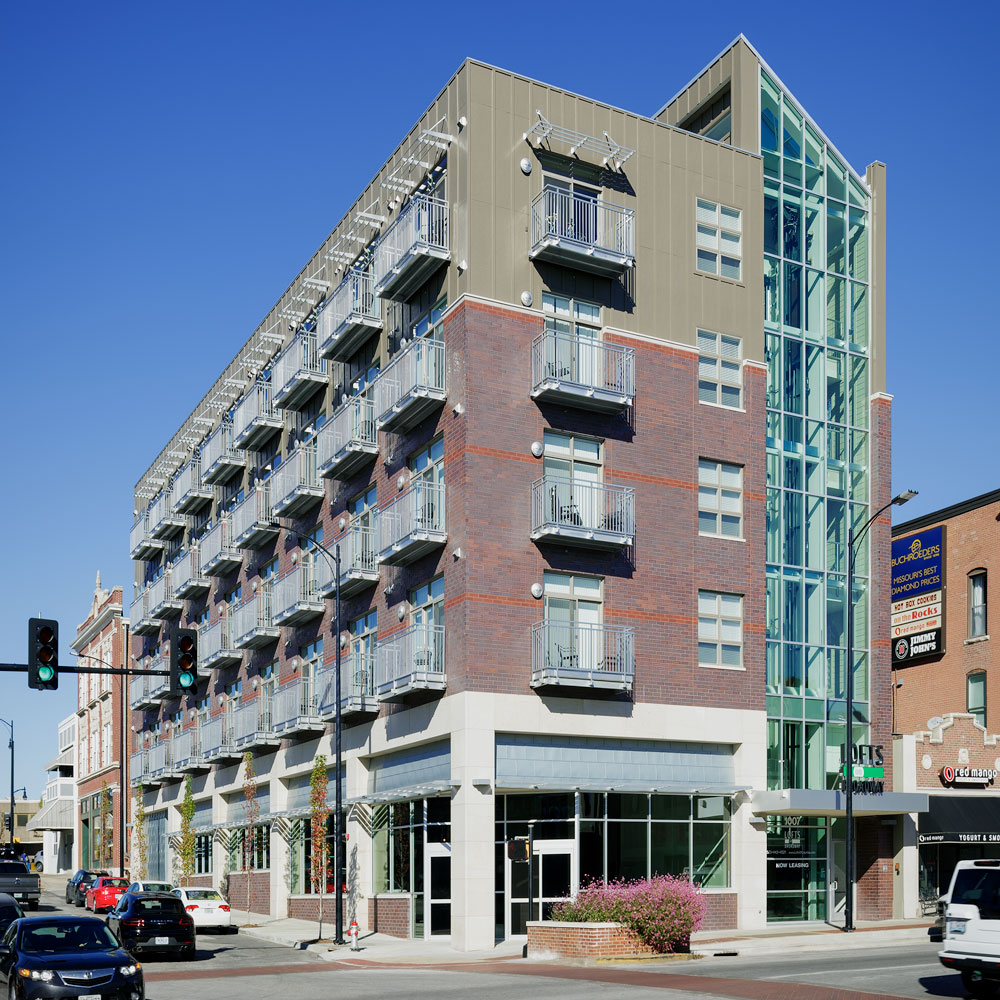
(844, 487, 917, 932)
(0, 719, 13, 847)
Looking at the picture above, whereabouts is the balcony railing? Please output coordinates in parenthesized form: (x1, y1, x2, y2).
(232, 591, 280, 649)
(172, 729, 207, 772)
(233, 381, 283, 451)
(531, 621, 634, 691)
(130, 589, 159, 636)
(149, 489, 186, 540)
(233, 698, 280, 749)
(270, 443, 323, 518)
(172, 546, 210, 598)
(201, 616, 243, 669)
(201, 717, 240, 761)
(272, 330, 328, 410)
(231, 485, 278, 549)
(376, 623, 445, 700)
(201, 420, 245, 484)
(272, 564, 325, 626)
(530, 476, 635, 549)
(129, 512, 163, 562)
(372, 194, 449, 301)
(273, 676, 323, 736)
(148, 571, 183, 619)
(318, 653, 378, 719)
(145, 655, 170, 703)
(129, 750, 149, 787)
(318, 268, 382, 361)
(129, 672, 155, 711)
(317, 394, 377, 480)
(529, 184, 635, 275)
(316, 523, 378, 598)
(44, 779, 75, 801)
(201, 516, 243, 576)
(376, 481, 446, 566)
(374, 337, 446, 433)
(171, 457, 214, 514)
(148, 740, 174, 781)
(531, 330, 635, 412)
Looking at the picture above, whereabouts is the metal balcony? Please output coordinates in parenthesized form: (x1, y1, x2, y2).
(318, 268, 382, 361)
(531, 330, 635, 412)
(272, 330, 328, 410)
(172, 547, 210, 599)
(148, 572, 183, 619)
(200, 616, 243, 669)
(148, 740, 175, 782)
(529, 184, 635, 275)
(376, 481, 446, 566)
(232, 592, 280, 649)
(372, 193, 449, 301)
(200, 517, 243, 576)
(200, 717, 240, 761)
(316, 523, 378, 598)
(270, 443, 323, 518)
(171, 457, 215, 514)
(130, 590, 159, 637)
(233, 699, 280, 749)
(145, 655, 170, 704)
(530, 476, 635, 550)
(149, 489, 186, 540)
(374, 337, 446, 433)
(129, 672, 155, 711)
(129, 512, 164, 562)
(376, 623, 445, 700)
(531, 621, 635, 691)
(318, 653, 378, 719)
(272, 564, 324, 626)
(201, 420, 245, 485)
(129, 751, 150, 788)
(231, 485, 278, 549)
(273, 677, 323, 737)
(233, 381, 283, 451)
(172, 729, 208, 772)
(317, 394, 377, 480)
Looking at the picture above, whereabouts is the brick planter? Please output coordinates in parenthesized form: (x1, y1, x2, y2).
(527, 921, 662, 959)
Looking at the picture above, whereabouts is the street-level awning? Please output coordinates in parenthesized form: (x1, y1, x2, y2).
(26, 798, 74, 831)
(751, 788, 929, 818)
(494, 777, 749, 795)
(918, 795, 1000, 845)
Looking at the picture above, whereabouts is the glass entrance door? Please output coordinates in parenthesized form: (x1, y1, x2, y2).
(426, 843, 451, 937)
(507, 838, 576, 936)
(830, 817, 847, 920)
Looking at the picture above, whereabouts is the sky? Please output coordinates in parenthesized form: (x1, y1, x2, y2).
(1, 0, 997, 798)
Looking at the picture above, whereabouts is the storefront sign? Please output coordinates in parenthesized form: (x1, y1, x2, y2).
(891, 526, 945, 665)
(940, 765, 998, 787)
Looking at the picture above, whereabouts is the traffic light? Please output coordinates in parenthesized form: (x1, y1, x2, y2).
(507, 837, 530, 862)
(28, 617, 59, 690)
(170, 628, 198, 696)
(3, 815, 11, 832)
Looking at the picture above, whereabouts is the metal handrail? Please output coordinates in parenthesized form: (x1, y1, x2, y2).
(200, 516, 238, 568)
(319, 268, 381, 348)
(200, 420, 242, 478)
(232, 589, 274, 643)
(318, 653, 375, 712)
(376, 623, 445, 689)
(530, 184, 634, 259)
(377, 481, 445, 552)
(273, 330, 326, 399)
(273, 563, 321, 617)
(374, 337, 445, 426)
(531, 621, 634, 683)
(531, 476, 635, 536)
(200, 615, 237, 665)
(233, 381, 278, 441)
(231, 484, 274, 540)
(317, 394, 376, 468)
(271, 442, 319, 508)
(372, 194, 449, 294)
(531, 329, 635, 398)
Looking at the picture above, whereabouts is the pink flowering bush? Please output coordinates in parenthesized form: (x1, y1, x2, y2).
(552, 875, 706, 953)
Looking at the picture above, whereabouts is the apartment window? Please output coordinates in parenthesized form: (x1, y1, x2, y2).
(224, 584, 242, 609)
(544, 572, 603, 671)
(195, 607, 210, 626)
(543, 431, 603, 528)
(259, 556, 278, 586)
(300, 638, 323, 706)
(698, 460, 743, 538)
(102, 723, 112, 768)
(194, 833, 213, 875)
(351, 610, 378, 693)
(698, 591, 743, 668)
(697, 330, 743, 408)
(410, 437, 444, 486)
(696, 198, 742, 279)
(79, 734, 88, 777)
(410, 577, 444, 672)
(411, 297, 446, 342)
(259, 662, 277, 729)
(970, 571, 987, 638)
(229, 825, 270, 870)
(542, 294, 601, 385)
(968, 672, 987, 728)
(348, 485, 377, 528)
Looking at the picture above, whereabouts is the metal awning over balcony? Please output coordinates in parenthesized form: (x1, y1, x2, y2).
(201, 420, 245, 485)
(317, 394, 377, 480)
(272, 330, 328, 410)
(172, 458, 215, 513)
(530, 476, 635, 549)
(231, 485, 278, 549)
(148, 572, 183, 619)
(273, 677, 323, 736)
(129, 513, 164, 562)
(372, 194, 449, 301)
(529, 184, 635, 275)
(318, 654, 378, 719)
(130, 590, 159, 636)
(129, 673, 156, 711)
(172, 729, 208, 772)
(200, 617, 243, 669)
(531, 621, 634, 691)
(233, 699, 280, 749)
(376, 481, 446, 566)
(376, 623, 445, 700)
(172, 547, 210, 598)
(318, 268, 382, 361)
(270, 444, 323, 518)
(531, 330, 635, 412)
(200, 517, 243, 576)
(200, 718, 240, 761)
(374, 337, 446, 433)
(233, 381, 283, 451)
(232, 592, 280, 649)
(149, 489, 186, 540)
(272, 564, 324, 626)
(316, 523, 378, 598)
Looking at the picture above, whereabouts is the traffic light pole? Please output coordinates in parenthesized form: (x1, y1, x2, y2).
(0, 663, 168, 676)
(2, 719, 12, 848)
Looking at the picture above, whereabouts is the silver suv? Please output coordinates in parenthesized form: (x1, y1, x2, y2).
(939, 859, 1000, 998)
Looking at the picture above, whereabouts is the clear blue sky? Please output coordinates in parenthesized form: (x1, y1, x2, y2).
(1, 0, 997, 796)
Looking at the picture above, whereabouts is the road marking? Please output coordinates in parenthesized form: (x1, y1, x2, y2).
(764, 961, 939, 979)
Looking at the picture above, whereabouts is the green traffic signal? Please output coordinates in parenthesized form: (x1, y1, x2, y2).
(28, 617, 59, 691)
(171, 628, 199, 695)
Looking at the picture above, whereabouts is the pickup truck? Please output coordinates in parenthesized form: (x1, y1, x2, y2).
(0, 859, 40, 909)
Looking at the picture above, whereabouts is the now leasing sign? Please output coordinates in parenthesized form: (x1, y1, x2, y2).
(891, 525, 945, 665)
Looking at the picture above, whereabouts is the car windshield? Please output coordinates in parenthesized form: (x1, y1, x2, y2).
(0, 903, 23, 924)
(0, 862, 28, 874)
(952, 868, 1000, 919)
(21, 922, 120, 953)
(146, 883, 173, 892)
(185, 890, 222, 901)
(101, 879, 128, 887)
(135, 899, 184, 915)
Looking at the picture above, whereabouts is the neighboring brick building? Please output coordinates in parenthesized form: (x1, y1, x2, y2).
(126, 36, 918, 943)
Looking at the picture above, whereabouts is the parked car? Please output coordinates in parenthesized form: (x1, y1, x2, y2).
(939, 859, 1000, 998)
(0, 895, 24, 937)
(0, 862, 40, 911)
(65, 870, 109, 908)
(85, 877, 130, 914)
(0, 913, 143, 1000)
(105, 893, 195, 958)
(125, 881, 174, 895)
(171, 889, 232, 932)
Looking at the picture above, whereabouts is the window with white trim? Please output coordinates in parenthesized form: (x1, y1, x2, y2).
(697, 330, 742, 408)
(968, 672, 986, 728)
(970, 571, 987, 638)
(698, 460, 743, 538)
(696, 199, 742, 279)
(698, 591, 743, 668)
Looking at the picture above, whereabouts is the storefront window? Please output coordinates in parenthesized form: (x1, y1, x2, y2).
(766, 816, 827, 921)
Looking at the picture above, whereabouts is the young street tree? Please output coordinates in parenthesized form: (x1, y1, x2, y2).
(242, 752, 260, 913)
(177, 777, 196, 884)
(133, 791, 147, 880)
(310, 754, 330, 939)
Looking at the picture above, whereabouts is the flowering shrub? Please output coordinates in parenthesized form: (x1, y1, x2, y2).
(552, 875, 705, 953)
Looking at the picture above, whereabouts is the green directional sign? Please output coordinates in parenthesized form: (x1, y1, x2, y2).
(843, 765, 884, 779)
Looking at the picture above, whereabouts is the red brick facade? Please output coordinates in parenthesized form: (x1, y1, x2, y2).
(367, 894, 410, 938)
(226, 871, 270, 916)
(911, 714, 1000, 789)
(855, 817, 894, 920)
(701, 893, 738, 931)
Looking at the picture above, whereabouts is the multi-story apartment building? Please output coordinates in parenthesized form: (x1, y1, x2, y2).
(72, 574, 129, 873)
(128, 36, 924, 946)
(26, 715, 77, 874)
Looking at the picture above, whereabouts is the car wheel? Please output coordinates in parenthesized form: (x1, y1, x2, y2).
(962, 970, 1000, 999)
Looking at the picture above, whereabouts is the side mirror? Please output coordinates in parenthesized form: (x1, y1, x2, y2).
(0, 944, 10, 956)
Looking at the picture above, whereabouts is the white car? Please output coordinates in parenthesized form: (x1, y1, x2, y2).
(173, 887, 233, 931)
(127, 880, 175, 895)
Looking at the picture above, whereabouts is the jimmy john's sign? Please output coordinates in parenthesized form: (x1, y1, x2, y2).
(891, 525, 945, 665)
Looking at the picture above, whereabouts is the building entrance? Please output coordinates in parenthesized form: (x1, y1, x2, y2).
(506, 838, 575, 936)
(766, 815, 828, 921)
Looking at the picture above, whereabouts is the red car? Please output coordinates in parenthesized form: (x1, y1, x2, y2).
(84, 875, 130, 912)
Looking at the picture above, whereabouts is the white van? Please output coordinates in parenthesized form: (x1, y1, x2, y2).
(939, 859, 1000, 998)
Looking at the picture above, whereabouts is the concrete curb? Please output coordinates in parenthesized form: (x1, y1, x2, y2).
(694, 925, 934, 958)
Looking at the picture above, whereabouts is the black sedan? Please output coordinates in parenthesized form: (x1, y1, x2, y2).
(105, 894, 194, 959)
(0, 896, 24, 937)
(65, 872, 109, 908)
(0, 914, 143, 1000)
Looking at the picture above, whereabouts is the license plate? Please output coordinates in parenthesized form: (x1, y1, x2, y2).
(155, 936, 169, 945)
(79, 994, 101, 1000)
